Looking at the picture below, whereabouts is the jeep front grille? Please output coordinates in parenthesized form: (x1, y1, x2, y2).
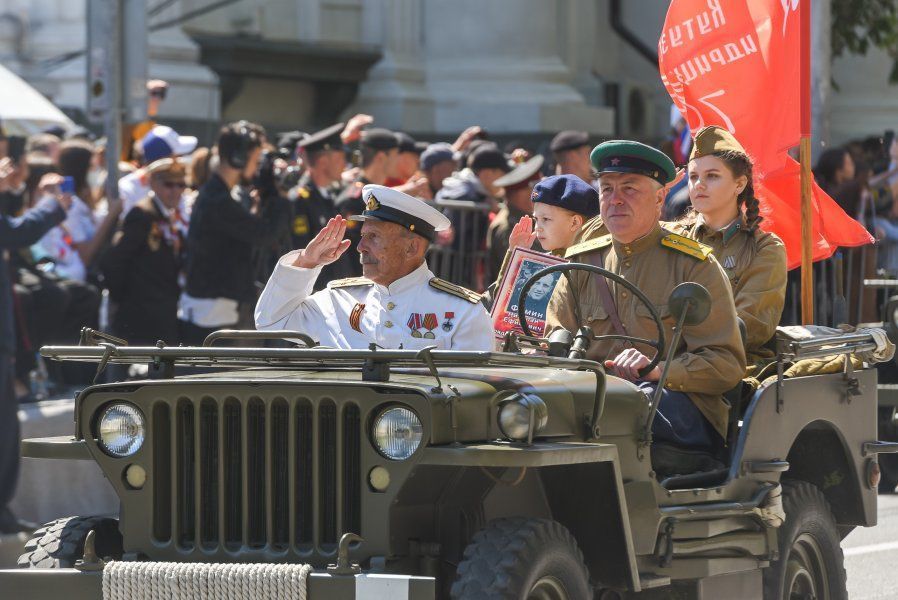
(151, 396, 362, 553)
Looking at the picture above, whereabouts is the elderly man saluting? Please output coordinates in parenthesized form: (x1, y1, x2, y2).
(547, 140, 746, 455)
(255, 185, 493, 350)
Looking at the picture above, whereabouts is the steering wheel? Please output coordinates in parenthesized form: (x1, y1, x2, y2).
(516, 263, 666, 376)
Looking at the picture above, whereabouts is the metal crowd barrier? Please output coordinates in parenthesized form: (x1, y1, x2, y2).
(425, 198, 493, 292)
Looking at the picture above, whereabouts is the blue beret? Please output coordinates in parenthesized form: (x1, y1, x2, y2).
(530, 174, 599, 218)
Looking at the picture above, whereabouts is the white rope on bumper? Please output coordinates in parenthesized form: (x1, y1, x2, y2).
(102, 561, 313, 600)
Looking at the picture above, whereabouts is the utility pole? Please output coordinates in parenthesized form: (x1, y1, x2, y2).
(87, 0, 147, 203)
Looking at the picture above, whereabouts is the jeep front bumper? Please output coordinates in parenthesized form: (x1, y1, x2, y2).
(0, 568, 435, 600)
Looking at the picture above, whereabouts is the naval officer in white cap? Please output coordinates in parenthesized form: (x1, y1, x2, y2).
(255, 184, 493, 350)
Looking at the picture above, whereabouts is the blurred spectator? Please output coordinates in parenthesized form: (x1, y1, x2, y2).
(814, 147, 858, 217)
(188, 147, 213, 191)
(25, 133, 61, 163)
(0, 158, 71, 533)
(101, 159, 187, 345)
(335, 128, 400, 278)
(437, 143, 509, 207)
(549, 130, 594, 186)
(486, 156, 545, 282)
(121, 79, 168, 163)
(385, 132, 421, 187)
(119, 125, 198, 218)
(420, 143, 456, 197)
(180, 121, 289, 344)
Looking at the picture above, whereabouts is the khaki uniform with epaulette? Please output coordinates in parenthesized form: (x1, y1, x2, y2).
(548, 225, 745, 437)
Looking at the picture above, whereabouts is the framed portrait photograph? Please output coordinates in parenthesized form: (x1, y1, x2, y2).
(490, 247, 567, 341)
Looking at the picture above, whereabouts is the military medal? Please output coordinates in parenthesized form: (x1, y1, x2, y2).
(407, 313, 423, 338)
(442, 312, 455, 331)
(723, 255, 736, 269)
(422, 313, 438, 339)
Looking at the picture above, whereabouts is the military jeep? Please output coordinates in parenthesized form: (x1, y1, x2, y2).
(3, 267, 898, 600)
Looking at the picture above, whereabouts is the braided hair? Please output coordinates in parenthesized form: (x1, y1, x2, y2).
(712, 149, 762, 231)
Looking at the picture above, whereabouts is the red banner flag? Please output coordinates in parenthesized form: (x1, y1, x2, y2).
(658, 0, 873, 269)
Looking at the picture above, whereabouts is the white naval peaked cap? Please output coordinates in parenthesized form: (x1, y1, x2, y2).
(351, 184, 451, 242)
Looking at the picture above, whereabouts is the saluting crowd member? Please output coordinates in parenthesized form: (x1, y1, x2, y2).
(486, 155, 545, 283)
(256, 185, 492, 351)
(335, 128, 401, 279)
(547, 140, 745, 452)
(290, 123, 346, 289)
(180, 121, 290, 345)
(101, 159, 186, 345)
(675, 126, 787, 367)
(550, 130, 595, 188)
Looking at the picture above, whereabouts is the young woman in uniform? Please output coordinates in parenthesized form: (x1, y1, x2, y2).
(676, 126, 787, 368)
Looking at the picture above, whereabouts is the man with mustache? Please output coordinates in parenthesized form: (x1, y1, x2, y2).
(255, 185, 492, 350)
(546, 140, 745, 457)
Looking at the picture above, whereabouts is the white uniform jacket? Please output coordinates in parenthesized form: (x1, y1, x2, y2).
(255, 252, 494, 351)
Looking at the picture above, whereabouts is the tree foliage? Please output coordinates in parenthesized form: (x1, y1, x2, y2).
(831, 0, 898, 82)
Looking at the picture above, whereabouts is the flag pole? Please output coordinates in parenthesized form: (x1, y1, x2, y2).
(799, 0, 814, 324)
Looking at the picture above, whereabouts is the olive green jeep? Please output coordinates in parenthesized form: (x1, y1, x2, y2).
(3, 266, 898, 600)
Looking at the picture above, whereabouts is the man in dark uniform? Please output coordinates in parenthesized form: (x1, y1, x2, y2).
(486, 155, 544, 282)
(101, 158, 186, 345)
(290, 123, 346, 288)
(334, 128, 399, 278)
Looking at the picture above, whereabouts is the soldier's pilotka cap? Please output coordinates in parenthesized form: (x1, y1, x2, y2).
(350, 184, 451, 242)
(550, 130, 590, 153)
(298, 122, 344, 153)
(689, 125, 748, 161)
(360, 128, 399, 151)
(531, 174, 599, 218)
(590, 140, 676, 185)
(146, 157, 187, 182)
(493, 155, 544, 189)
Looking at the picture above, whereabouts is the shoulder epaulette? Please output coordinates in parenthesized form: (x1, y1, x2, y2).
(661, 233, 713, 261)
(297, 186, 311, 199)
(564, 234, 613, 259)
(429, 278, 481, 304)
(328, 277, 373, 289)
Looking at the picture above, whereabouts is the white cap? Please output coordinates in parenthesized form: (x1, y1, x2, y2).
(350, 184, 451, 241)
(141, 125, 198, 162)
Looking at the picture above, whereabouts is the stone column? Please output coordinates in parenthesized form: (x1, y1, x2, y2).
(811, 0, 831, 151)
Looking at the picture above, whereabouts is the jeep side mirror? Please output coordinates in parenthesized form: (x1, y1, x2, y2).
(667, 282, 712, 327)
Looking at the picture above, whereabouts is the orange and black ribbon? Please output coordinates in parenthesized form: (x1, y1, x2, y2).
(349, 303, 365, 332)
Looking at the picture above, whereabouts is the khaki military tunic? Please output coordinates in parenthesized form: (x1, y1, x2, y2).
(546, 223, 746, 437)
(673, 216, 787, 366)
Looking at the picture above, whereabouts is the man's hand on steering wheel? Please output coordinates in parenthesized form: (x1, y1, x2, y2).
(604, 348, 661, 382)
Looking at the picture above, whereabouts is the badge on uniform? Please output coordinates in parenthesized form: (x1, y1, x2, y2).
(442, 312, 455, 331)
(723, 255, 736, 269)
(350, 303, 365, 333)
(408, 313, 438, 338)
(147, 222, 162, 252)
(292, 215, 309, 236)
(366, 194, 380, 211)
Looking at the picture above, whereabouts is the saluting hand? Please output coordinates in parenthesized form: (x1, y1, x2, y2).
(604, 348, 660, 382)
(508, 215, 537, 251)
(291, 215, 352, 269)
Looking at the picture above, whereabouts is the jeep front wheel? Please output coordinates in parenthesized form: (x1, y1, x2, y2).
(17, 516, 122, 569)
(762, 481, 847, 600)
(450, 517, 591, 600)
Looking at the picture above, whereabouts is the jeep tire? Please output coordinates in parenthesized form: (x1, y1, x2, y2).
(450, 517, 591, 600)
(17, 516, 122, 569)
(762, 481, 847, 600)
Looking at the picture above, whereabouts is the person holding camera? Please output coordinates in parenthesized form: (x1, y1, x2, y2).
(179, 121, 289, 345)
(0, 162, 72, 533)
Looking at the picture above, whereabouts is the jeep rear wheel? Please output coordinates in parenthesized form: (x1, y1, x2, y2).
(762, 481, 847, 600)
(450, 517, 591, 600)
(17, 516, 122, 569)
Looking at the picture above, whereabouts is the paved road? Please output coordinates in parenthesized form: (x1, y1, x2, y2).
(845, 493, 898, 599)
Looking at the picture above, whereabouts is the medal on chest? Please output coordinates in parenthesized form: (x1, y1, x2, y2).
(443, 312, 455, 331)
(349, 303, 365, 333)
(408, 313, 439, 338)
(722, 255, 736, 269)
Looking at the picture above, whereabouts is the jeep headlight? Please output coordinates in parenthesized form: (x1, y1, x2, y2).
(497, 393, 548, 441)
(97, 403, 145, 457)
(372, 406, 423, 460)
